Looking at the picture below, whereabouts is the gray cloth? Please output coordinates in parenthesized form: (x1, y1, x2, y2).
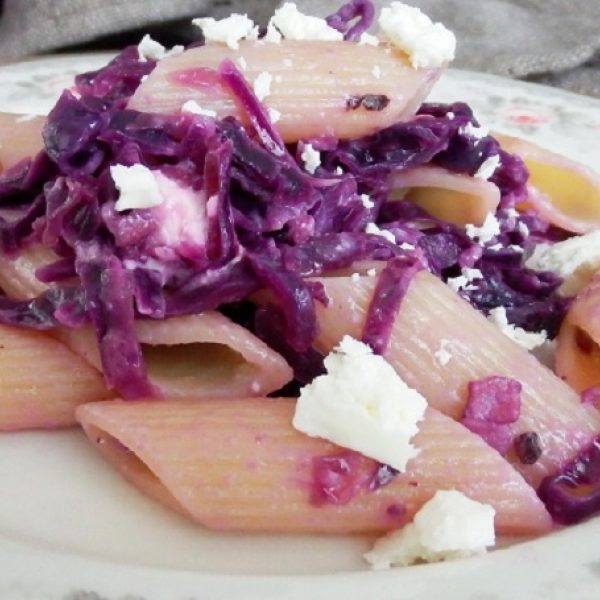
(0, 0, 599, 98)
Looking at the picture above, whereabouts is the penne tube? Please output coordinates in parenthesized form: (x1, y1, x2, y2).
(128, 40, 441, 143)
(556, 274, 600, 393)
(388, 166, 500, 226)
(495, 133, 600, 233)
(0, 245, 292, 397)
(312, 272, 600, 488)
(77, 398, 552, 536)
(0, 244, 57, 299)
(0, 324, 109, 430)
(0, 112, 45, 172)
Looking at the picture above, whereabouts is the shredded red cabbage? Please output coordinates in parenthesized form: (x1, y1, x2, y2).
(0, 23, 568, 398)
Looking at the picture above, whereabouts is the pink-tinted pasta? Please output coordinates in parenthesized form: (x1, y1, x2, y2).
(388, 166, 501, 226)
(77, 398, 552, 535)
(128, 40, 441, 142)
(0, 112, 45, 171)
(312, 272, 600, 488)
(0, 324, 109, 429)
(556, 273, 600, 394)
(496, 133, 600, 233)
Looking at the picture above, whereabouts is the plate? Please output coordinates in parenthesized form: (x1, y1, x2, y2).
(0, 54, 600, 600)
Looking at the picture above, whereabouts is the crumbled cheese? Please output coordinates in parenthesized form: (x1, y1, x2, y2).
(474, 154, 501, 180)
(351, 272, 361, 283)
(460, 122, 489, 140)
(517, 222, 530, 237)
(246, 25, 260, 41)
(372, 65, 382, 79)
(269, 3, 343, 41)
(268, 108, 282, 123)
(283, 58, 294, 67)
(434, 339, 452, 366)
(488, 307, 548, 351)
(378, 2, 456, 69)
(366, 268, 377, 277)
(465, 213, 500, 244)
(111, 164, 164, 211)
(509, 244, 524, 253)
(359, 32, 380, 46)
(364, 490, 495, 568)
(360, 194, 375, 209)
(447, 267, 483, 293)
(334, 166, 344, 175)
(253, 71, 273, 101)
(180, 100, 217, 118)
(300, 143, 321, 174)
(505, 208, 519, 219)
(236, 56, 248, 70)
(192, 13, 256, 50)
(293, 336, 427, 472)
(399, 242, 415, 250)
(365, 223, 396, 244)
(137, 34, 184, 62)
(488, 243, 503, 251)
(264, 22, 283, 43)
(446, 111, 455, 120)
(525, 230, 600, 296)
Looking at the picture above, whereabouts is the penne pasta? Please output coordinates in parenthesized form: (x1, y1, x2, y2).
(128, 40, 442, 142)
(0, 323, 109, 430)
(496, 133, 600, 233)
(0, 113, 45, 172)
(0, 246, 292, 398)
(388, 166, 500, 226)
(556, 274, 600, 393)
(77, 398, 552, 535)
(312, 272, 600, 488)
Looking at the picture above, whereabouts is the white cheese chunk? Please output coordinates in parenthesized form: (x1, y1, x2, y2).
(264, 22, 283, 43)
(365, 490, 495, 568)
(446, 267, 483, 293)
(359, 32, 380, 46)
(378, 2, 456, 69)
(111, 164, 164, 211)
(372, 65, 382, 79)
(192, 13, 256, 50)
(465, 213, 500, 244)
(434, 339, 453, 366)
(180, 100, 217, 118)
(269, 3, 343, 41)
(366, 268, 377, 276)
(293, 336, 427, 472)
(253, 71, 273, 101)
(460, 122, 489, 140)
(525, 230, 600, 296)
(137, 34, 183, 62)
(268, 108, 282, 123)
(474, 154, 501, 180)
(488, 306, 548, 351)
(300, 143, 321, 174)
(360, 194, 375, 209)
(365, 222, 396, 244)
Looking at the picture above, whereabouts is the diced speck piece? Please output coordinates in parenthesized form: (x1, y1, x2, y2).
(311, 451, 369, 505)
(465, 376, 522, 424)
(514, 431, 543, 465)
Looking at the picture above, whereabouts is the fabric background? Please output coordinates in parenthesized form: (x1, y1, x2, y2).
(0, 0, 599, 98)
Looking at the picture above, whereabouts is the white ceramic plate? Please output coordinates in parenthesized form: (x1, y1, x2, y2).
(0, 54, 600, 600)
